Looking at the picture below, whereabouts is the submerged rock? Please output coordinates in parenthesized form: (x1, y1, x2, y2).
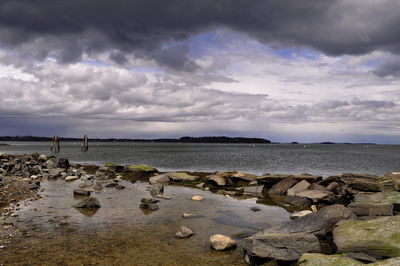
(73, 189, 91, 196)
(245, 233, 321, 261)
(333, 216, 400, 258)
(209, 234, 237, 251)
(175, 226, 194, 238)
(139, 202, 159, 211)
(149, 183, 164, 196)
(73, 197, 101, 209)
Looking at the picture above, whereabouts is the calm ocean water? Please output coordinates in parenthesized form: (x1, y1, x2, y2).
(1, 141, 399, 176)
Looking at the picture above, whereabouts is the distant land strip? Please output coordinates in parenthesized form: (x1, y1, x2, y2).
(0, 136, 272, 144)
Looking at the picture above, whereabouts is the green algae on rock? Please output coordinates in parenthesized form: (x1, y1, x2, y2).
(298, 253, 362, 266)
(126, 164, 157, 172)
(333, 216, 400, 258)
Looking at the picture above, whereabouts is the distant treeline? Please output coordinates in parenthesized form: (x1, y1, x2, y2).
(0, 136, 271, 144)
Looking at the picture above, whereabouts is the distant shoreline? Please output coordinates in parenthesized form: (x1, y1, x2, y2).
(0, 136, 271, 144)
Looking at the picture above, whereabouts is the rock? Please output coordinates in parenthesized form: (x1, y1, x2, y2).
(65, 175, 80, 182)
(141, 198, 160, 204)
(348, 192, 400, 216)
(195, 183, 205, 189)
(207, 174, 227, 186)
(259, 204, 356, 237)
(182, 212, 198, 218)
(104, 182, 118, 187)
(27, 183, 40, 190)
(326, 181, 340, 191)
(290, 210, 313, 219)
(209, 234, 237, 251)
(346, 252, 377, 263)
(38, 154, 48, 162)
(125, 165, 158, 179)
(104, 163, 125, 173)
(231, 171, 257, 182)
(57, 158, 70, 168)
(115, 184, 125, 189)
(283, 195, 310, 208)
(149, 174, 170, 184)
(245, 233, 321, 261)
(191, 195, 204, 201)
(250, 207, 261, 212)
(139, 202, 159, 211)
(45, 158, 58, 169)
(295, 189, 336, 203)
(78, 180, 94, 188)
(175, 226, 194, 238)
(149, 183, 164, 196)
(73, 189, 91, 196)
(73, 197, 101, 209)
(385, 172, 400, 179)
(257, 174, 322, 185)
(341, 176, 381, 192)
(243, 185, 264, 196)
(48, 168, 64, 179)
(287, 180, 310, 196)
(268, 177, 297, 195)
(30, 165, 41, 175)
(333, 216, 400, 258)
(298, 253, 362, 266)
(167, 172, 200, 182)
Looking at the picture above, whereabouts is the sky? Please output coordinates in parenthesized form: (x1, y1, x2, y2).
(1, 0, 400, 143)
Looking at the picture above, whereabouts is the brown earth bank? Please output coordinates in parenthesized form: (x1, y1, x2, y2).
(1, 152, 400, 265)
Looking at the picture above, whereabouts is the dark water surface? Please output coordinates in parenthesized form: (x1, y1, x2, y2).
(1, 142, 400, 176)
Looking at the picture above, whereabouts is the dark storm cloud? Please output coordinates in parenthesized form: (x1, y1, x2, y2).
(1, 0, 400, 68)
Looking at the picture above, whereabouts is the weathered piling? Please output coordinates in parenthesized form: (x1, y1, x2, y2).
(50, 135, 60, 152)
(81, 135, 89, 152)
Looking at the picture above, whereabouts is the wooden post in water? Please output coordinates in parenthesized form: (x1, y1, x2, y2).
(81, 134, 89, 152)
(50, 135, 60, 153)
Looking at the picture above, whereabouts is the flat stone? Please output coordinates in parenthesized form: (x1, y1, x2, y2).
(348, 192, 400, 216)
(149, 174, 170, 184)
(287, 180, 310, 196)
(73, 189, 91, 196)
(341, 177, 381, 192)
(209, 234, 237, 251)
(268, 177, 297, 195)
(167, 172, 200, 182)
(139, 203, 159, 211)
(243, 185, 264, 196)
(298, 253, 362, 266)
(295, 189, 336, 203)
(141, 198, 160, 204)
(245, 233, 321, 261)
(333, 216, 400, 258)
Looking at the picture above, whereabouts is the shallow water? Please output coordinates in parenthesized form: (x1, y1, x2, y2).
(1, 142, 400, 176)
(1, 179, 290, 265)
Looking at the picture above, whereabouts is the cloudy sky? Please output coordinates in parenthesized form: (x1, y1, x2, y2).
(1, 0, 400, 143)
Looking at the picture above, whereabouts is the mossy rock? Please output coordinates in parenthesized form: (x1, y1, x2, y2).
(126, 165, 157, 172)
(333, 216, 400, 258)
(105, 162, 120, 167)
(298, 253, 362, 266)
(167, 172, 200, 182)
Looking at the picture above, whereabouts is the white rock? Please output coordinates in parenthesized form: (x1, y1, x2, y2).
(191, 195, 204, 201)
(210, 234, 237, 251)
(290, 210, 313, 219)
(65, 176, 80, 182)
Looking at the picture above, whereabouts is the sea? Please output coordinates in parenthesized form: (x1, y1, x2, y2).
(1, 141, 399, 176)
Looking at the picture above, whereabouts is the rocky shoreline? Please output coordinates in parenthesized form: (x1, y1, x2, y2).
(1, 152, 400, 265)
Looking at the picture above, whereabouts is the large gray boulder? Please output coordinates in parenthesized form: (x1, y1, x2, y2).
(167, 172, 200, 182)
(268, 177, 297, 195)
(207, 174, 227, 186)
(258, 204, 355, 237)
(245, 233, 321, 261)
(287, 180, 311, 196)
(295, 189, 336, 203)
(348, 192, 400, 216)
(333, 216, 400, 258)
(149, 174, 170, 184)
(341, 176, 381, 192)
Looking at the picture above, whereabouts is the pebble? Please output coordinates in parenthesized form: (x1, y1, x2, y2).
(191, 195, 204, 201)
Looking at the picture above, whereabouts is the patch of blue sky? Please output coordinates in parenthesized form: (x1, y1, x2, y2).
(81, 59, 111, 67)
